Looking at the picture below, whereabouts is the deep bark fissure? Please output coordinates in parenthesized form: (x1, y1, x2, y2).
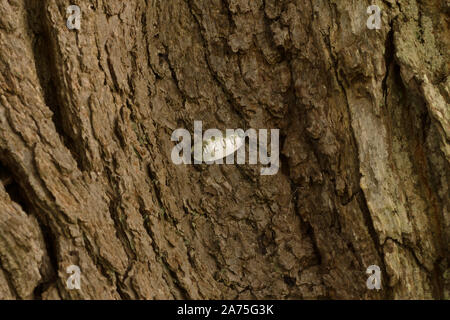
(0, 158, 59, 299)
(32, 220, 59, 300)
(0, 258, 19, 299)
(24, 0, 84, 172)
(186, 0, 249, 122)
(322, 16, 392, 298)
(141, 164, 192, 299)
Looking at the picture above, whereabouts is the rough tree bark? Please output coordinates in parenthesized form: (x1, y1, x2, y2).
(0, 0, 448, 300)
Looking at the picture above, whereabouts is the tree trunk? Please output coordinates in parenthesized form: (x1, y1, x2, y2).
(0, 0, 448, 300)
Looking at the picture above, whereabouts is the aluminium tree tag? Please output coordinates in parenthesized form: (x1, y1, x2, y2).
(193, 132, 244, 162)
